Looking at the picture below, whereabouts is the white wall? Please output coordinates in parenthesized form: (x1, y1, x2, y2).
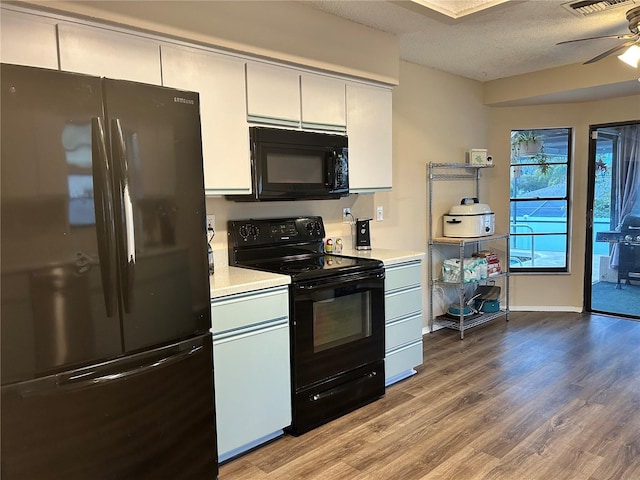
(488, 95, 640, 311)
(371, 61, 490, 254)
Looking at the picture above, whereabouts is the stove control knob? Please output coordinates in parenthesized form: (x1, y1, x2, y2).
(248, 225, 259, 237)
(306, 221, 320, 235)
(239, 225, 249, 238)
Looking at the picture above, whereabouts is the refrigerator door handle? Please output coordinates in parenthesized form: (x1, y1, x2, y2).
(19, 345, 204, 397)
(111, 118, 136, 314)
(92, 117, 117, 317)
(65, 345, 204, 387)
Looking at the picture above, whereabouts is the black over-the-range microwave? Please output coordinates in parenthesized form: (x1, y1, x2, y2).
(228, 126, 349, 201)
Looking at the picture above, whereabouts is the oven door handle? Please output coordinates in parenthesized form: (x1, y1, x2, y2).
(295, 270, 385, 291)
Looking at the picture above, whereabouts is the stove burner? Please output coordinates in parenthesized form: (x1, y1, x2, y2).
(280, 263, 322, 273)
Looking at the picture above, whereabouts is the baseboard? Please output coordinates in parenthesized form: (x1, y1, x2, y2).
(508, 306, 583, 313)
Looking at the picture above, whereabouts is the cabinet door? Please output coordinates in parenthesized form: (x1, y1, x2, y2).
(346, 83, 393, 193)
(0, 9, 58, 69)
(246, 62, 300, 127)
(161, 45, 251, 195)
(211, 287, 291, 461)
(300, 74, 346, 132)
(58, 23, 161, 84)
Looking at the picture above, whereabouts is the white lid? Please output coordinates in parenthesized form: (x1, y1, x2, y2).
(448, 197, 492, 215)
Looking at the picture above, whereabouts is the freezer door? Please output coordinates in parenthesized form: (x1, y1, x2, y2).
(1, 334, 218, 480)
(102, 78, 211, 352)
(0, 63, 122, 384)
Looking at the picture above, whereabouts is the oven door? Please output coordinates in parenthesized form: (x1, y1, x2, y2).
(291, 268, 385, 389)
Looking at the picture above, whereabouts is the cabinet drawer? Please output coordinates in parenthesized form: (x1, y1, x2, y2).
(385, 262, 421, 291)
(385, 340, 423, 382)
(211, 287, 288, 334)
(386, 286, 422, 321)
(385, 314, 422, 352)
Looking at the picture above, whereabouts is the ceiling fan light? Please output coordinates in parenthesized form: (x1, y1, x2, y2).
(618, 44, 640, 67)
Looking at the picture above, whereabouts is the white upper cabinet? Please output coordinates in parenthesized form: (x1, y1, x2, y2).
(58, 23, 162, 85)
(346, 82, 393, 193)
(161, 44, 251, 196)
(246, 62, 301, 127)
(300, 74, 346, 132)
(0, 9, 58, 69)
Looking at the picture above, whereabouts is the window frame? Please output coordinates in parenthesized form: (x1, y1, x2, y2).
(509, 127, 573, 273)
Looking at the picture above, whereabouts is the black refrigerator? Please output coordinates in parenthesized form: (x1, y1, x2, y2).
(1, 63, 218, 479)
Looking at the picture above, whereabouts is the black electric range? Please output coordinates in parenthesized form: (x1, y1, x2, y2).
(227, 216, 386, 435)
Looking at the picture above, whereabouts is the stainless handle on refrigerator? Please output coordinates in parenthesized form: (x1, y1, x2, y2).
(91, 117, 117, 317)
(111, 118, 135, 314)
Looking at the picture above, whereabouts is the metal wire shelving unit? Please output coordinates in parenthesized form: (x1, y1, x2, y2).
(427, 162, 510, 339)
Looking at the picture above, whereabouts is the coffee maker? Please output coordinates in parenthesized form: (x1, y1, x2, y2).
(355, 218, 372, 250)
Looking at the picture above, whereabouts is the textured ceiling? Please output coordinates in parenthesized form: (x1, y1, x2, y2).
(302, 0, 640, 81)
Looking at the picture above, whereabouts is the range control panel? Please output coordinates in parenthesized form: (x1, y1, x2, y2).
(228, 216, 325, 247)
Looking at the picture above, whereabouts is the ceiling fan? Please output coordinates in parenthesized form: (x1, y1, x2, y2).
(557, 5, 640, 64)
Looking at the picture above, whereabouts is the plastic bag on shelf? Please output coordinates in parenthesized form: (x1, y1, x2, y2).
(442, 257, 488, 283)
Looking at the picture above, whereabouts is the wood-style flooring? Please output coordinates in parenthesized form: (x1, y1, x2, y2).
(218, 312, 640, 480)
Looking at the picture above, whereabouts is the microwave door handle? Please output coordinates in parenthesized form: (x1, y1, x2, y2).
(111, 118, 136, 314)
(325, 151, 333, 187)
(326, 150, 336, 187)
(91, 117, 117, 318)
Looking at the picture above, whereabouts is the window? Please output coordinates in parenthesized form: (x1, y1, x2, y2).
(510, 128, 572, 272)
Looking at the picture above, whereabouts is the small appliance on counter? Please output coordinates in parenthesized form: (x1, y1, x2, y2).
(443, 197, 495, 238)
(355, 218, 372, 250)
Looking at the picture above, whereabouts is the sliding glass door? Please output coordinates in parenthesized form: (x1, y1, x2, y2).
(585, 121, 640, 319)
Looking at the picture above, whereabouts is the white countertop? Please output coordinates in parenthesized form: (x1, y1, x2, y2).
(210, 266, 290, 299)
(344, 248, 425, 266)
(210, 248, 424, 299)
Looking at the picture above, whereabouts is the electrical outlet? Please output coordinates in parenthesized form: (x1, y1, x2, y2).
(342, 207, 351, 223)
(206, 214, 215, 233)
(376, 206, 384, 221)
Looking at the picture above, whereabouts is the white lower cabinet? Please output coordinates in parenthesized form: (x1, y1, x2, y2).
(210, 286, 291, 462)
(384, 260, 424, 386)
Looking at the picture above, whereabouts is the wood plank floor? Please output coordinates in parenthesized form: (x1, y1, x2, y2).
(218, 312, 640, 480)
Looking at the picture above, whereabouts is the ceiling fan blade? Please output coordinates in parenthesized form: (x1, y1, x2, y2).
(557, 33, 637, 45)
(584, 40, 638, 64)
